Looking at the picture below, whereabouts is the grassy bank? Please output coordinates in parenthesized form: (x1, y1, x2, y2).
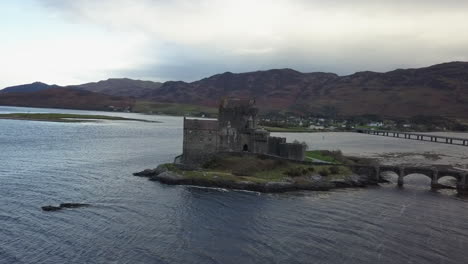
(261, 126, 314, 133)
(0, 113, 156, 123)
(133, 101, 217, 117)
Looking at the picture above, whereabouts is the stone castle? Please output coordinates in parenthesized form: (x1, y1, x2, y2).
(181, 98, 306, 164)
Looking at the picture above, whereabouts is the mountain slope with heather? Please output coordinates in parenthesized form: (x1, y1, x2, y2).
(0, 87, 135, 111)
(147, 62, 468, 117)
(69, 78, 163, 98)
(1, 61, 468, 118)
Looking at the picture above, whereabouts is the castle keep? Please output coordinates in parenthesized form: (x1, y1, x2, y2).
(182, 98, 306, 164)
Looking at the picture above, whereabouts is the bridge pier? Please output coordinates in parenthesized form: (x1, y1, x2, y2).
(430, 170, 439, 190)
(457, 173, 468, 195)
(397, 168, 404, 187)
(375, 166, 380, 182)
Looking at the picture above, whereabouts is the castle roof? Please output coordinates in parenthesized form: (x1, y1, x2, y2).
(220, 98, 255, 109)
(184, 118, 218, 130)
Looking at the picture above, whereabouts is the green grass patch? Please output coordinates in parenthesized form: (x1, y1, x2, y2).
(133, 101, 217, 117)
(261, 126, 313, 133)
(0, 113, 155, 123)
(306, 150, 340, 163)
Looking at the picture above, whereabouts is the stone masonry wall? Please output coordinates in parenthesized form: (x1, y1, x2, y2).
(278, 143, 306, 161)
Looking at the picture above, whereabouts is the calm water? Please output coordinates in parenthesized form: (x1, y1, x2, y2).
(1, 106, 468, 264)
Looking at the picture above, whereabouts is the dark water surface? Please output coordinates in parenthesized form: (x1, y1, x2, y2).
(1, 106, 468, 264)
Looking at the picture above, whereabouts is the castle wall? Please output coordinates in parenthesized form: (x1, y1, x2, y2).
(217, 125, 239, 152)
(253, 130, 269, 154)
(267, 136, 286, 156)
(278, 143, 306, 161)
(182, 118, 218, 164)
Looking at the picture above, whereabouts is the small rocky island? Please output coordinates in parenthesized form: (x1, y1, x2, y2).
(135, 98, 382, 193)
(134, 153, 380, 193)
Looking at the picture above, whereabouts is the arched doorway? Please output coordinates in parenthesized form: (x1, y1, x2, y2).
(243, 144, 249, 152)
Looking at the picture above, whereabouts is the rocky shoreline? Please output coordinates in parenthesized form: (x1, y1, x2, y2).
(134, 164, 384, 193)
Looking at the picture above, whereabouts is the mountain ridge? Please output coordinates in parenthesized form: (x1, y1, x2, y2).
(2, 61, 468, 118)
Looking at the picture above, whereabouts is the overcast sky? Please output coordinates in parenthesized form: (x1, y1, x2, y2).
(1, 0, 468, 88)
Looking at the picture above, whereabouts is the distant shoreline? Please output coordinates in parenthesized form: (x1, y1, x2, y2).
(0, 113, 158, 123)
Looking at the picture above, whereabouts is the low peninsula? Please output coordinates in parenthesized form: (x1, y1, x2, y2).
(0, 113, 158, 123)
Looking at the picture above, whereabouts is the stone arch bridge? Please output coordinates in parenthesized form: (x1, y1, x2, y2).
(350, 165, 468, 195)
(175, 152, 468, 195)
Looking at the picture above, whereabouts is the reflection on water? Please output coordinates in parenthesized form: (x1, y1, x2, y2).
(1, 106, 468, 264)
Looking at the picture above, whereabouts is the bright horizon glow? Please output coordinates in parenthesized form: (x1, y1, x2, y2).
(1, 0, 468, 88)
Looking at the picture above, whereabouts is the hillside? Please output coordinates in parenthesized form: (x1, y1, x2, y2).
(1, 82, 61, 93)
(69, 78, 163, 98)
(148, 62, 468, 117)
(0, 88, 135, 111)
(2, 61, 468, 118)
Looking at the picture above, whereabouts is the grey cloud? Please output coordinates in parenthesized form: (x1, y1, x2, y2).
(34, 0, 468, 82)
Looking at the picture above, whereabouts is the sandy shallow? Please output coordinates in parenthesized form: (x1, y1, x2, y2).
(274, 132, 468, 167)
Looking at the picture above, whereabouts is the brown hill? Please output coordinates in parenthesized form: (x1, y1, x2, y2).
(2, 61, 468, 118)
(0, 88, 135, 111)
(69, 78, 163, 98)
(146, 62, 468, 118)
(1, 82, 61, 93)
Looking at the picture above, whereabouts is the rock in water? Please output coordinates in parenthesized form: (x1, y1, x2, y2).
(151, 171, 184, 183)
(41, 205, 62, 211)
(41, 203, 90, 211)
(133, 169, 156, 177)
(133, 165, 168, 177)
(59, 203, 90, 208)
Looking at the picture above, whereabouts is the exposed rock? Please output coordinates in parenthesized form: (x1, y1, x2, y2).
(133, 164, 168, 177)
(42, 203, 90, 212)
(60, 203, 90, 208)
(150, 171, 185, 183)
(232, 181, 256, 190)
(133, 169, 157, 177)
(295, 181, 332, 191)
(154, 164, 169, 175)
(330, 179, 353, 188)
(41, 205, 62, 211)
(310, 175, 323, 181)
(262, 182, 295, 192)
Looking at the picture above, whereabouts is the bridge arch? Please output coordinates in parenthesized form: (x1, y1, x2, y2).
(372, 165, 468, 194)
(403, 167, 435, 178)
(401, 173, 433, 189)
(437, 176, 458, 188)
(436, 170, 462, 182)
(379, 170, 399, 182)
(378, 166, 401, 176)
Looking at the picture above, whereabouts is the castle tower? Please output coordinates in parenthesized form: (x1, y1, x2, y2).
(218, 97, 258, 131)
